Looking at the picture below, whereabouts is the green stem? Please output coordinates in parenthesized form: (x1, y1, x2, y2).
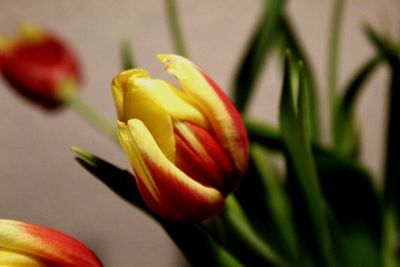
(67, 94, 117, 141)
(328, 0, 345, 145)
(58, 83, 117, 141)
(382, 208, 397, 267)
(165, 0, 188, 57)
(120, 40, 136, 70)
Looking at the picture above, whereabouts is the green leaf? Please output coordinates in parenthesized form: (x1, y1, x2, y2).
(334, 55, 382, 157)
(120, 40, 136, 70)
(162, 222, 244, 267)
(248, 144, 298, 262)
(279, 52, 335, 267)
(232, 0, 285, 113)
(217, 196, 289, 267)
(245, 117, 283, 151)
(72, 146, 146, 210)
(366, 26, 400, 266)
(327, 0, 346, 144)
(246, 116, 383, 266)
(365, 28, 400, 211)
(246, 117, 383, 265)
(72, 147, 244, 267)
(279, 16, 320, 142)
(315, 150, 382, 267)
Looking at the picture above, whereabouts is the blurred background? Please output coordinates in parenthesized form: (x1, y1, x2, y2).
(0, 1, 399, 266)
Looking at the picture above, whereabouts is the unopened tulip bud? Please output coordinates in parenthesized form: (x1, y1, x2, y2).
(0, 23, 82, 109)
(112, 54, 249, 221)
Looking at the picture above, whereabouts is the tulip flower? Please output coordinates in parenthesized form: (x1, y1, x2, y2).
(0, 219, 103, 267)
(0, 23, 81, 109)
(112, 54, 249, 221)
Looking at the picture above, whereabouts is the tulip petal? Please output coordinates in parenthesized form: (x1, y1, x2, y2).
(0, 250, 46, 267)
(0, 219, 102, 267)
(132, 77, 209, 129)
(121, 80, 176, 162)
(118, 119, 225, 221)
(157, 54, 249, 175)
(174, 121, 235, 193)
(117, 121, 160, 201)
(112, 68, 150, 121)
(18, 23, 46, 43)
(0, 34, 11, 53)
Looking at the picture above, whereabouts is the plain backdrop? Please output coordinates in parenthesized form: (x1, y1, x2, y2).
(0, 1, 399, 266)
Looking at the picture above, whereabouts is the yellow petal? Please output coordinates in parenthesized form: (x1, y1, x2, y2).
(121, 82, 175, 162)
(112, 68, 150, 121)
(131, 77, 209, 129)
(0, 34, 11, 53)
(18, 23, 46, 43)
(0, 250, 46, 267)
(117, 120, 160, 201)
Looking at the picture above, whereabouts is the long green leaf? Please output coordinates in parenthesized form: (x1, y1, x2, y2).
(250, 144, 298, 262)
(366, 26, 400, 266)
(245, 117, 283, 150)
(232, 0, 285, 112)
(72, 146, 146, 210)
(334, 55, 382, 156)
(279, 52, 334, 267)
(72, 147, 244, 267)
(218, 196, 288, 267)
(247, 117, 383, 265)
(365, 28, 400, 210)
(315, 150, 382, 267)
(327, 0, 346, 143)
(279, 16, 320, 142)
(247, 112, 383, 265)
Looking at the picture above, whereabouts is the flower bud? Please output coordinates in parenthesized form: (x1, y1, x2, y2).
(0, 219, 103, 267)
(112, 54, 249, 221)
(0, 23, 82, 109)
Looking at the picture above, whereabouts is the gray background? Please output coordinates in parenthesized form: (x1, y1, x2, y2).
(0, 1, 399, 266)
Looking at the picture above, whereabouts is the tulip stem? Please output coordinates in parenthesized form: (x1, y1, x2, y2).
(68, 94, 117, 141)
(58, 83, 117, 141)
(120, 40, 136, 70)
(165, 0, 188, 57)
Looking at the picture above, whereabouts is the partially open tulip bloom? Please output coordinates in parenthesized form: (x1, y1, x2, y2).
(112, 54, 249, 221)
(0, 219, 102, 267)
(0, 23, 81, 109)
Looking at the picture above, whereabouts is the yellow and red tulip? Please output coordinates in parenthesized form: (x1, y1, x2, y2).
(112, 54, 249, 221)
(0, 23, 81, 109)
(0, 219, 103, 267)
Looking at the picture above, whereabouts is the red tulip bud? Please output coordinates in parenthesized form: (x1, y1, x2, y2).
(0, 23, 82, 109)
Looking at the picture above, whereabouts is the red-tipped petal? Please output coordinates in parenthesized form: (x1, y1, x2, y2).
(157, 54, 249, 176)
(0, 219, 103, 267)
(117, 119, 225, 221)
